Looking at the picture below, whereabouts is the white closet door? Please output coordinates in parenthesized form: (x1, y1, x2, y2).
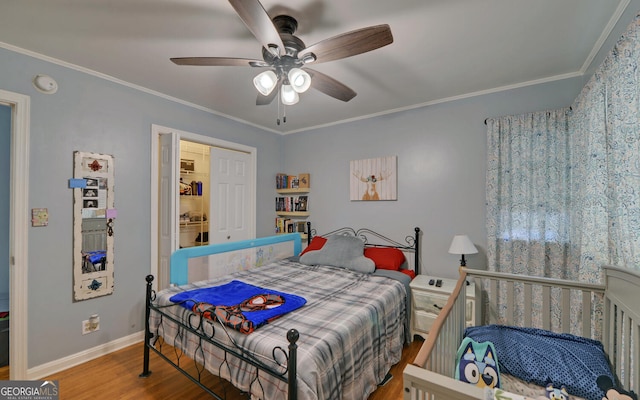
(209, 147, 251, 243)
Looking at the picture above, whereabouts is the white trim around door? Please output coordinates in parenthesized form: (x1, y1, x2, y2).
(149, 124, 257, 290)
(1, 89, 30, 380)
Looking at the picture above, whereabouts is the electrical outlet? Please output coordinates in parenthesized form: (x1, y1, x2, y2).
(82, 316, 100, 335)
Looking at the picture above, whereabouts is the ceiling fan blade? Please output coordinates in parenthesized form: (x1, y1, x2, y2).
(307, 68, 356, 102)
(299, 24, 393, 64)
(171, 57, 268, 67)
(229, 0, 285, 56)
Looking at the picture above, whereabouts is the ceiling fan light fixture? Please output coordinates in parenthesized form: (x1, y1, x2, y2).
(281, 84, 299, 105)
(253, 70, 278, 96)
(288, 68, 311, 93)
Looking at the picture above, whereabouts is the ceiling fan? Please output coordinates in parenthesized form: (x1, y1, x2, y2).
(170, 0, 393, 123)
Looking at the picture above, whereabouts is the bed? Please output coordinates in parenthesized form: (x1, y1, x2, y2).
(141, 225, 421, 399)
(403, 266, 640, 400)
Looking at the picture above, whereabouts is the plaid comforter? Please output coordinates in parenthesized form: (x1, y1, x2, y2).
(150, 258, 407, 400)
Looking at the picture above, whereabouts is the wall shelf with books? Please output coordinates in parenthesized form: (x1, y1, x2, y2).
(275, 173, 310, 240)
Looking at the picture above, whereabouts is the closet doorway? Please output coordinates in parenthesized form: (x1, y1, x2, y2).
(150, 125, 256, 290)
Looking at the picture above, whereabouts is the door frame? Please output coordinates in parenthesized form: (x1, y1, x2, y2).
(1, 89, 30, 380)
(150, 124, 256, 288)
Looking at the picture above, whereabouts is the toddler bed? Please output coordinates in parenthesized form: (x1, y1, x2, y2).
(403, 266, 640, 400)
(141, 226, 420, 400)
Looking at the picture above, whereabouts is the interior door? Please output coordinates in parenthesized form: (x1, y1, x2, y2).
(209, 147, 251, 243)
(158, 132, 178, 290)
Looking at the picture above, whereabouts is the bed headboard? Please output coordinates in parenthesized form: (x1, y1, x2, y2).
(307, 223, 421, 275)
(169, 233, 302, 286)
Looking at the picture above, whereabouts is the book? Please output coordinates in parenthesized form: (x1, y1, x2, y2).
(296, 196, 308, 212)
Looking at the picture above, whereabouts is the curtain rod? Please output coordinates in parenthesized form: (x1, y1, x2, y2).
(483, 106, 573, 125)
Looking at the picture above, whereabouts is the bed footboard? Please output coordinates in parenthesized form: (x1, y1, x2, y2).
(140, 274, 300, 400)
(141, 233, 304, 399)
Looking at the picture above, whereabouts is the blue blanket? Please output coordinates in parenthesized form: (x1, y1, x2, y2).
(465, 325, 616, 400)
(170, 280, 307, 333)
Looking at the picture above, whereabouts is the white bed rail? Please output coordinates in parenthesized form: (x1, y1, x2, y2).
(403, 266, 621, 400)
(467, 268, 605, 338)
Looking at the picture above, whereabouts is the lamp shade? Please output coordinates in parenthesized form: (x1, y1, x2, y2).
(448, 235, 478, 255)
(281, 84, 299, 105)
(288, 68, 311, 93)
(253, 70, 278, 96)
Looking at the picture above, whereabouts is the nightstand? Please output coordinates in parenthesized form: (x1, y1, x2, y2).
(409, 275, 475, 340)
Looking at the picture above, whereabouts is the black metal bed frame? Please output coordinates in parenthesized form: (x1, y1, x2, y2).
(307, 223, 421, 275)
(139, 224, 421, 399)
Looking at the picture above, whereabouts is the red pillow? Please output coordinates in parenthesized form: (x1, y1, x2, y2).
(364, 247, 406, 271)
(299, 236, 327, 256)
(399, 269, 416, 280)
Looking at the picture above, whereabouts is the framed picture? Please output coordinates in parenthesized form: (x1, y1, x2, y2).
(350, 156, 397, 201)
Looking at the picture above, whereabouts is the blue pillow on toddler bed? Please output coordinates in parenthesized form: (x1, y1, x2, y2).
(465, 325, 616, 400)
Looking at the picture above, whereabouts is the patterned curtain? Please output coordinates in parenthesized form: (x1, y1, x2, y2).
(486, 109, 572, 278)
(487, 12, 640, 284)
(570, 15, 640, 281)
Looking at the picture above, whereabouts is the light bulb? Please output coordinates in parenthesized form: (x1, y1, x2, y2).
(281, 84, 299, 105)
(253, 70, 277, 96)
(288, 68, 311, 93)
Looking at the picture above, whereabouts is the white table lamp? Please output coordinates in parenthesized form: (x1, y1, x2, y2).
(448, 235, 478, 266)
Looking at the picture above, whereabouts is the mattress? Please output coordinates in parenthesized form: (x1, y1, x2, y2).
(150, 258, 407, 400)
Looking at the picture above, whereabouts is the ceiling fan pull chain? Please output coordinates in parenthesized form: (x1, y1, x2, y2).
(277, 90, 281, 125)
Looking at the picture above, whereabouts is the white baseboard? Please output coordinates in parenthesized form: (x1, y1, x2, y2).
(26, 330, 145, 380)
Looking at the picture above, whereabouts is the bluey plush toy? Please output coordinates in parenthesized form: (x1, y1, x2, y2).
(455, 337, 501, 389)
(544, 383, 570, 400)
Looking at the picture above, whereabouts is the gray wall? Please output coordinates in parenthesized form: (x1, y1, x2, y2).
(283, 80, 583, 279)
(0, 47, 283, 367)
(0, 104, 9, 295)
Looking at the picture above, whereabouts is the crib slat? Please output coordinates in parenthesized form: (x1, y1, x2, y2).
(473, 279, 482, 325)
(581, 291, 591, 337)
(506, 281, 514, 325)
(616, 306, 623, 382)
(561, 287, 570, 333)
(603, 298, 618, 376)
(623, 313, 631, 390)
(524, 283, 532, 327)
(489, 279, 498, 324)
(542, 285, 551, 330)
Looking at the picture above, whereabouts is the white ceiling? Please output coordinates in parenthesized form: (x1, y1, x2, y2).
(0, 0, 631, 134)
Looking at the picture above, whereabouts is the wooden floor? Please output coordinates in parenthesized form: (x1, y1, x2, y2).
(0, 337, 423, 399)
